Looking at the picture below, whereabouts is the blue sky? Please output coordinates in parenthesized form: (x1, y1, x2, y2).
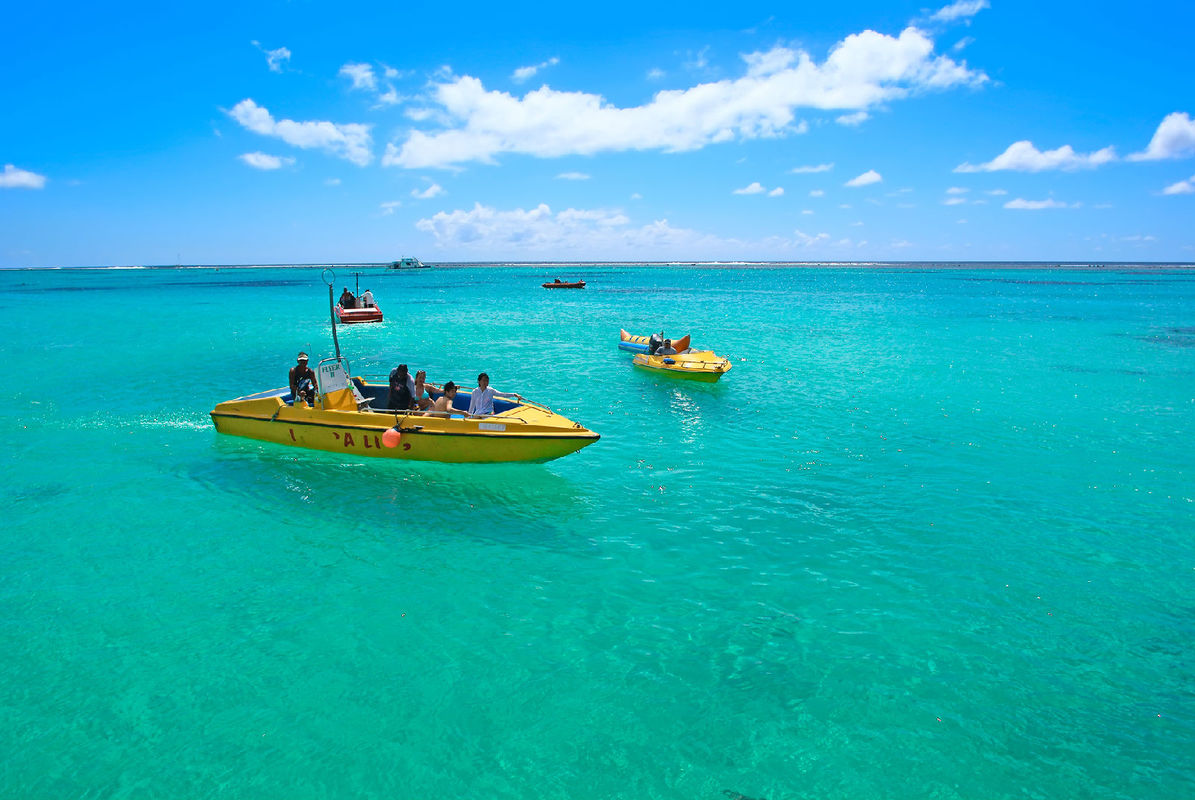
(2, 0, 1193, 266)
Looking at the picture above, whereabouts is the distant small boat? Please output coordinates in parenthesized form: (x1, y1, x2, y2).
(389, 257, 427, 269)
(618, 329, 690, 353)
(543, 279, 585, 289)
(335, 303, 383, 324)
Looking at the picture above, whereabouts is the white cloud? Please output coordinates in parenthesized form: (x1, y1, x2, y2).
(229, 99, 373, 166)
(953, 36, 975, 51)
(836, 110, 869, 126)
(1162, 175, 1195, 195)
(932, 0, 990, 22)
(380, 201, 401, 215)
(946, 186, 969, 194)
(809, 189, 824, 197)
(385, 26, 987, 168)
(793, 229, 830, 246)
(556, 171, 590, 180)
(845, 169, 882, 187)
(340, 63, 377, 92)
(411, 182, 444, 199)
(0, 164, 47, 189)
(791, 163, 833, 174)
(943, 196, 967, 205)
(647, 68, 665, 80)
(1004, 198, 1077, 209)
(252, 41, 291, 72)
(985, 188, 1007, 195)
(734, 182, 767, 195)
(325, 178, 341, 186)
(513, 57, 560, 83)
(630, 192, 642, 199)
(375, 88, 402, 107)
(238, 151, 295, 170)
(956, 140, 1117, 172)
(1129, 112, 1195, 161)
(768, 187, 784, 196)
(801, 209, 813, 214)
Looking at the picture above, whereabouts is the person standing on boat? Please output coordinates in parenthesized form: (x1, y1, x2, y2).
(468, 372, 522, 416)
(360, 288, 374, 307)
(289, 352, 317, 405)
(387, 364, 415, 410)
(338, 287, 356, 308)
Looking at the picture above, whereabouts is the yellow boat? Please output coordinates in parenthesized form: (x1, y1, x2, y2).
(632, 350, 732, 381)
(210, 359, 599, 463)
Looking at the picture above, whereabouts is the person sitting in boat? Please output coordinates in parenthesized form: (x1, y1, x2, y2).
(412, 369, 438, 410)
(289, 352, 316, 405)
(468, 372, 522, 416)
(430, 381, 459, 414)
(339, 287, 356, 308)
(387, 364, 415, 410)
(656, 338, 678, 356)
(360, 288, 374, 307)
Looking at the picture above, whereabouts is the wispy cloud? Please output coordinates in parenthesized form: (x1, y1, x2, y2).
(956, 141, 1116, 172)
(238, 152, 295, 170)
(647, 68, 665, 80)
(339, 62, 377, 92)
(943, 196, 967, 205)
(768, 187, 784, 196)
(836, 110, 869, 126)
(411, 182, 444, 199)
(1162, 175, 1195, 195)
(1004, 198, 1078, 209)
(380, 201, 401, 215)
(556, 171, 590, 180)
(0, 164, 47, 189)
(325, 178, 341, 186)
(1129, 112, 1195, 161)
(512, 57, 560, 83)
(809, 189, 824, 197)
(385, 26, 987, 168)
(733, 182, 766, 195)
(340, 62, 402, 107)
(791, 163, 833, 174)
(932, 0, 990, 23)
(845, 169, 882, 187)
(946, 186, 969, 194)
(252, 41, 291, 72)
(228, 99, 373, 166)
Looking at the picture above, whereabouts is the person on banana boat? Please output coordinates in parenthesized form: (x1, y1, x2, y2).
(289, 352, 316, 405)
(468, 372, 522, 416)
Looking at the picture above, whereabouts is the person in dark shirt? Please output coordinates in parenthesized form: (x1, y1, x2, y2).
(338, 287, 356, 308)
(388, 364, 414, 410)
(289, 352, 316, 405)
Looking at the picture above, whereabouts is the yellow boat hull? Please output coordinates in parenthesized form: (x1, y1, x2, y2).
(632, 350, 732, 381)
(210, 390, 599, 463)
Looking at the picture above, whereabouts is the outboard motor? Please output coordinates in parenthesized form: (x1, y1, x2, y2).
(648, 333, 663, 355)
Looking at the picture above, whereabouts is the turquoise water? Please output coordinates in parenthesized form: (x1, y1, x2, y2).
(1, 264, 1192, 799)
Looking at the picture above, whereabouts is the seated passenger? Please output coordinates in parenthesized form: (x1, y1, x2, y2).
(339, 287, 356, 308)
(430, 381, 459, 414)
(359, 288, 375, 307)
(387, 364, 415, 410)
(412, 369, 435, 410)
(656, 338, 678, 356)
(467, 372, 522, 416)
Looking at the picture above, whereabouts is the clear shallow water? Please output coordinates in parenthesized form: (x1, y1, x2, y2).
(1, 264, 1192, 799)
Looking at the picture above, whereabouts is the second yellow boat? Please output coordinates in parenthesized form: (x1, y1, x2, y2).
(632, 350, 732, 381)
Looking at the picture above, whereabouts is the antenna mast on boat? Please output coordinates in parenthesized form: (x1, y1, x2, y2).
(322, 268, 341, 361)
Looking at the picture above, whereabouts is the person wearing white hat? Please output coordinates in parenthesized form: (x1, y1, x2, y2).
(289, 352, 316, 405)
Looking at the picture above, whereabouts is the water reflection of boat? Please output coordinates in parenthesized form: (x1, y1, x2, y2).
(210, 358, 599, 463)
(389, 256, 426, 269)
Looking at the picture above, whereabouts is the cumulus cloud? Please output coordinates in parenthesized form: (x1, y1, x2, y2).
(228, 99, 373, 166)
(513, 57, 560, 83)
(385, 26, 987, 168)
(411, 182, 444, 199)
(340, 63, 377, 92)
(556, 171, 590, 180)
(931, 0, 990, 22)
(956, 140, 1117, 172)
(845, 169, 882, 187)
(1129, 112, 1195, 161)
(252, 41, 291, 72)
(1162, 175, 1195, 195)
(733, 182, 766, 195)
(791, 163, 833, 173)
(1004, 198, 1077, 209)
(768, 187, 784, 196)
(238, 151, 295, 170)
(0, 164, 47, 189)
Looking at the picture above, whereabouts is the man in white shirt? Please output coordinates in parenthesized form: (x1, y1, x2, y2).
(360, 289, 375, 307)
(468, 372, 522, 416)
